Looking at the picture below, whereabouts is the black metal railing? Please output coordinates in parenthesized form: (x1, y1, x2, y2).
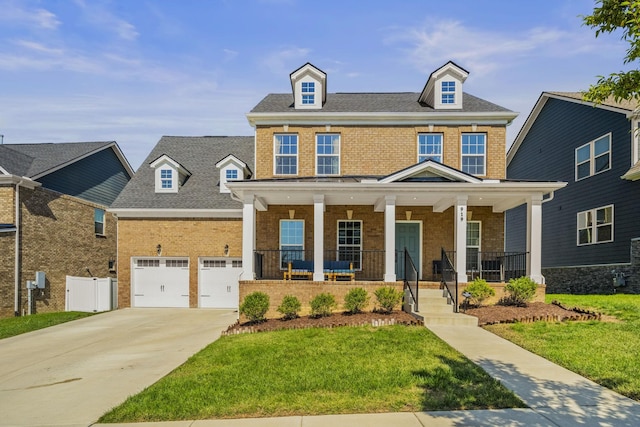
(441, 248, 458, 313)
(403, 248, 419, 312)
(445, 250, 528, 282)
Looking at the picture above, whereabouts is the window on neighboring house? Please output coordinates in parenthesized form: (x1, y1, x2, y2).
(634, 121, 640, 164)
(280, 220, 304, 268)
(316, 134, 340, 175)
(577, 205, 613, 245)
(461, 133, 486, 175)
(94, 208, 105, 235)
(576, 133, 611, 181)
(160, 169, 173, 189)
(274, 134, 298, 175)
(441, 81, 455, 104)
(302, 81, 315, 104)
(418, 134, 443, 163)
(226, 169, 238, 180)
(337, 220, 362, 270)
(466, 221, 481, 272)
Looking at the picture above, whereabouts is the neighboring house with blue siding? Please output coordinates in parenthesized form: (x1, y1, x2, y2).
(506, 92, 640, 294)
(0, 141, 133, 317)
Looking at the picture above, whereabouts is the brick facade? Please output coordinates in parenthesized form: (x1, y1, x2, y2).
(116, 217, 243, 308)
(0, 186, 117, 318)
(0, 186, 15, 223)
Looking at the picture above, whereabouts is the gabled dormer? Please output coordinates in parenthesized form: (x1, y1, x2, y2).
(149, 154, 190, 193)
(216, 154, 251, 193)
(290, 63, 327, 110)
(419, 61, 469, 110)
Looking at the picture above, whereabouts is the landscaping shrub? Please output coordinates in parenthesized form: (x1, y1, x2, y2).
(374, 286, 403, 313)
(343, 287, 370, 314)
(463, 278, 495, 307)
(500, 277, 537, 306)
(239, 292, 270, 322)
(277, 295, 301, 320)
(310, 293, 337, 318)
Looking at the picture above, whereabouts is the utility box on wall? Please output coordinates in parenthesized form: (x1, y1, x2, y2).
(35, 271, 46, 289)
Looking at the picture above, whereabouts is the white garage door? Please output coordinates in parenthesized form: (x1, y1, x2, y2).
(199, 258, 241, 309)
(133, 258, 189, 308)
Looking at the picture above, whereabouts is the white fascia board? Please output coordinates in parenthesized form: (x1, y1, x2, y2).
(246, 111, 519, 127)
(0, 175, 41, 189)
(0, 166, 10, 175)
(108, 208, 243, 218)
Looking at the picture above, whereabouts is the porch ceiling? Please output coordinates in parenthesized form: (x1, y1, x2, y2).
(227, 180, 566, 213)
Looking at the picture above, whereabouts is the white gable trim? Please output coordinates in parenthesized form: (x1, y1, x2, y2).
(378, 160, 482, 184)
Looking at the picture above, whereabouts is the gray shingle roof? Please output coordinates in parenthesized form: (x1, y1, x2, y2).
(110, 136, 254, 210)
(0, 141, 115, 177)
(250, 92, 512, 113)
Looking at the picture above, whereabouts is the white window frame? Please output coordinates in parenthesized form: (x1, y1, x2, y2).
(577, 205, 614, 246)
(575, 133, 611, 181)
(337, 220, 362, 270)
(155, 166, 177, 193)
(316, 134, 340, 175)
(633, 120, 640, 164)
(461, 133, 486, 175)
(280, 219, 305, 269)
(274, 134, 298, 176)
(94, 208, 105, 236)
(302, 81, 315, 105)
(417, 133, 443, 163)
(441, 81, 455, 104)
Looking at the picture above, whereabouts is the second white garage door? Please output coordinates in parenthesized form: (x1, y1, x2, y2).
(199, 258, 241, 309)
(132, 258, 190, 308)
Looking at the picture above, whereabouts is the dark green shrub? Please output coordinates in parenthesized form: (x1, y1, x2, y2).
(500, 276, 538, 306)
(374, 286, 403, 313)
(239, 292, 270, 322)
(343, 287, 370, 314)
(310, 293, 337, 318)
(277, 295, 301, 320)
(463, 278, 495, 307)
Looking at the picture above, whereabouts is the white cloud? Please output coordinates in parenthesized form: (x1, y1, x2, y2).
(0, 1, 60, 29)
(261, 47, 311, 75)
(73, 0, 139, 41)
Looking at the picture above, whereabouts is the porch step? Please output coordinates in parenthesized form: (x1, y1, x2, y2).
(415, 288, 478, 327)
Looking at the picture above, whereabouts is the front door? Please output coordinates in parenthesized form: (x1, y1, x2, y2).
(396, 222, 421, 279)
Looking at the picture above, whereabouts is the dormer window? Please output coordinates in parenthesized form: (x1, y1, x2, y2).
(216, 154, 251, 193)
(302, 82, 315, 104)
(160, 169, 173, 189)
(150, 154, 190, 193)
(290, 63, 326, 109)
(226, 169, 238, 180)
(418, 61, 468, 110)
(441, 81, 455, 104)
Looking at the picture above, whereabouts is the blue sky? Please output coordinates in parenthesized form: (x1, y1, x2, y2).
(0, 0, 634, 170)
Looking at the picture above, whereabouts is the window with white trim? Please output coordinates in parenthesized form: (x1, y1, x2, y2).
(302, 81, 315, 104)
(160, 169, 173, 189)
(337, 220, 362, 270)
(226, 169, 238, 180)
(94, 208, 105, 235)
(634, 121, 640, 164)
(577, 205, 613, 245)
(466, 221, 481, 271)
(274, 134, 298, 175)
(576, 133, 611, 181)
(316, 134, 340, 175)
(280, 220, 304, 268)
(441, 81, 455, 104)
(461, 133, 486, 175)
(418, 134, 442, 163)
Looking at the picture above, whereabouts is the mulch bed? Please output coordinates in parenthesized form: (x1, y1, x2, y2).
(223, 301, 603, 335)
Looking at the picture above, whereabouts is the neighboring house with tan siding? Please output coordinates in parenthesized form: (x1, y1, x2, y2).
(0, 141, 133, 317)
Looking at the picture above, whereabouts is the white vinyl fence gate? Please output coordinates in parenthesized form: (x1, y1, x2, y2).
(65, 276, 117, 312)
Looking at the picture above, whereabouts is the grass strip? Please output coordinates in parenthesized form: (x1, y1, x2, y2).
(0, 311, 95, 340)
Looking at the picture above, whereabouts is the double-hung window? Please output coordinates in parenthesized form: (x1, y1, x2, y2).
(94, 208, 105, 235)
(461, 133, 486, 175)
(466, 221, 481, 272)
(160, 169, 173, 189)
(337, 220, 362, 270)
(577, 205, 613, 245)
(274, 134, 298, 175)
(576, 134, 611, 181)
(441, 81, 455, 104)
(418, 134, 442, 163)
(302, 81, 315, 104)
(280, 220, 304, 268)
(316, 134, 340, 175)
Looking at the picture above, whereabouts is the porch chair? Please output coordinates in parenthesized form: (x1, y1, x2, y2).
(284, 260, 314, 280)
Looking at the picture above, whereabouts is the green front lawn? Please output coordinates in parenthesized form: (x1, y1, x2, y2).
(99, 325, 524, 422)
(486, 294, 640, 400)
(0, 311, 95, 340)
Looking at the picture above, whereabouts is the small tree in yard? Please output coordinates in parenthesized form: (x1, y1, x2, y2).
(239, 292, 270, 323)
(500, 277, 537, 307)
(344, 287, 370, 314)
(310, 293, 337, 318)
(277, 295, 301, 320)
(463, 278, 495, 307)
(374, 286, 403, 313)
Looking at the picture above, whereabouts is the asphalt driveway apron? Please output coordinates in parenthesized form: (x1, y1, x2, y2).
(0, 308, 237, 427)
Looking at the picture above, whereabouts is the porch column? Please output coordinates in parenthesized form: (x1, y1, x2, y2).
(526, 194, 544, 284)
(384, 195, 396, 282)
(240, 194, 256, 280)
(313, 195, 325, 281)
(454, 196, 468, 283)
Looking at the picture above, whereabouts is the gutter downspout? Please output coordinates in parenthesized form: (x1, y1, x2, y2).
(14, 179, 23, 316)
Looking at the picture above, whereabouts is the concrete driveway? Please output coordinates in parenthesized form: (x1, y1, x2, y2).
(0, 308, 237, 427)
